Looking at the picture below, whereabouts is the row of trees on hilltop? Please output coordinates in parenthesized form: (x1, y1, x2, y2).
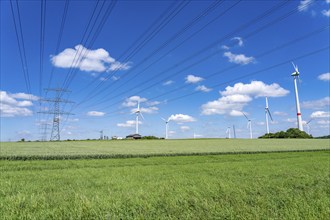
(259, 128, 313, 139)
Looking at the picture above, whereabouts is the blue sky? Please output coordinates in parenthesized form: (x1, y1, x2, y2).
(1, 0, 329, 141)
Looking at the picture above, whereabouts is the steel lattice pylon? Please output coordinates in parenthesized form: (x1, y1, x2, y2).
(38, 88, 73, 141)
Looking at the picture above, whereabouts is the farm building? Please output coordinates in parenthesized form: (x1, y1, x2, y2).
(126, 134, 142, 139)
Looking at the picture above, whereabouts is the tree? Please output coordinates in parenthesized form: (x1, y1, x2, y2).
(259, 128, 312, 139)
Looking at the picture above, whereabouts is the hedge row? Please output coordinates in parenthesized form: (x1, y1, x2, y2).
(0, 149, 328, 161)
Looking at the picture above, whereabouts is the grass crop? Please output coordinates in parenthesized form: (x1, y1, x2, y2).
(0, 151, 329, 219)
(1, 139, 329, 159)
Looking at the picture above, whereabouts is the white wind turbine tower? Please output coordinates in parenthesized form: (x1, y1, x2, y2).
(265, 97, 273, 134)
(226, 127, 231, 139)
(291, 62, 304, 131)
(133, 101, 144, 134)
(161, 117, 171, 139)
(242, 112, 253, 139)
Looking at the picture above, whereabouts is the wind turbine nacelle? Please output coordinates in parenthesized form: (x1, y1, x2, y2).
(291, 71, 299, 76)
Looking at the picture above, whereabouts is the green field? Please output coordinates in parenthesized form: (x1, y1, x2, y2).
(1, 139, 329, 219)
(1, 151, 329, 219)
(1, 139, 329, 158)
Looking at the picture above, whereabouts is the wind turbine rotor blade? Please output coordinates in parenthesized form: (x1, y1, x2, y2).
(298, 75, 302, 84)
(291, 62, 298, 72)
(242, 112, 249, 121)
(267, 109, 273, 121)
(307, 118, 313, 124)
(161, 117, 166, 122)
(131, 109, 137, 114)
(140, 112, 145, 120)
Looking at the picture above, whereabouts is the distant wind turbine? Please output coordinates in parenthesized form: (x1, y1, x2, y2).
(291, 62, 304, 131)
(242, 112, 253, 139)
(226, 127, 231, 139)
(161, 117, 171, 139)
(233, 125, 236, 139)
(265, 97, 273, 134)
(133, 101, 144, 134)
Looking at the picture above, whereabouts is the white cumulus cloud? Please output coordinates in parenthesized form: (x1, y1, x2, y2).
(223, 51, 254, 65)
(117, 120, 141, 128)
(163, 80, 174, 86)
(131, 106, 158, 114)
(231, 37, 243, 47)
(146, 101, 161, 106)
(301, 97, 330, 109)
(286, 118, 296, 123)
(318, 73, 330, 81)
(201, 81, 288, 116)
(229, 110, 245, 117)
(195, 85, 212, 92)
(51, 45, 130, 72)
(0, 91, 37, 117)
(168, 114, 196, 123)
(221, 81, 289, 98)
(316, 119, 330, 125)
(201, 94, 251, 115)
(87, 111, 105, 116)
(180, 126, 190, 132)
(273, 111, 288, 116)
(298, 0, 313, 12)
(11, 93, 39, 101)
(311, 111, 330, 118)
(322, 9, 330, 16)
(185, 74, 204, 84)
(108, 61, 131, 71)
(122, 96, 148, 107)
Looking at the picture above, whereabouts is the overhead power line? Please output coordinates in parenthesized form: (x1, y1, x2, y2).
(60, 0, 118, 94)
(39, 0, 46, 99)
(77, 0, 190, 98)
(9, 0, 32, 96)
(96, 25, 329, 112)
(76, 0, 231, 107)
(89, 46, 328, 119)
(46, 0, 70, 91)
(54, 0, 118, 130)
(77, 0, 292, 110)
(78, 0, 295, 111)
(166, 46, 329, 104)
(145, 25, 330, 102)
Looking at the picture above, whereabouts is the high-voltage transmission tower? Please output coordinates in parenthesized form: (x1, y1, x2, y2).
(38, 88, 74, 141)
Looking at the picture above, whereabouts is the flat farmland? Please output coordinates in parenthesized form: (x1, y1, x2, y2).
(0, 151, 329, 219)
(1, 139, 329, 158)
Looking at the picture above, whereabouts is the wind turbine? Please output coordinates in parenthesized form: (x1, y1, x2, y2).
(161, 117, 171, 139)
(233, 125, 236, 139)
(242, 112, 253, 139)
(265, 97, 273, 134)
(133, 101, 144, 134)
(305, 119, 313, 135)
(291, 62, 304, 131)
(226, 127, 231, 139)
